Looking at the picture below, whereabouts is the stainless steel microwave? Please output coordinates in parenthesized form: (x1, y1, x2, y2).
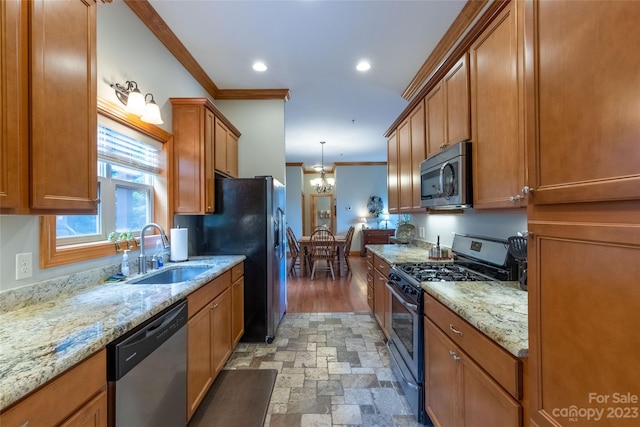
(420, 141, 473, 209)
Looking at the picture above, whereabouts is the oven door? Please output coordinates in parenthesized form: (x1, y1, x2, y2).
(386, 282, 421, 381)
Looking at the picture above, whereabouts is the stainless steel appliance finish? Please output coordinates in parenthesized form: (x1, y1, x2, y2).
(386, 281, 424, 424)
(387, 234, 518, 425)
(420, 141, 472, 209)
(386, 268, 427, 424)
(175, 176, 286, 343)
(107, 300, 188, 427)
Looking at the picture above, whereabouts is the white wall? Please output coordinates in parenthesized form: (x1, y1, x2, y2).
(335, 165, 395, 253)
(410, 209, 527, 248)
(214, 100, 286, 183)
(0, 0, 285, 291)
(285, 166, 304, 237)
(284, 164, 394, 254)
(97, 0, 210, 130)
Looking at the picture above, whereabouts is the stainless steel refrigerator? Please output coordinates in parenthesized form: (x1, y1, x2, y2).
(174, 176, 286, 343)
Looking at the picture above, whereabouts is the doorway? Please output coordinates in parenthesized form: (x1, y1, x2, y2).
(309, 194, 334, 234)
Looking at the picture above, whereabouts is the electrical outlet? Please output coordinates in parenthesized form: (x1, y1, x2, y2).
(419, 227, 425, 238)
(16, 252, 33, 280)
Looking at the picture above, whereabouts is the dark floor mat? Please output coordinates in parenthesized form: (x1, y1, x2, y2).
(188, 369, 277, 427)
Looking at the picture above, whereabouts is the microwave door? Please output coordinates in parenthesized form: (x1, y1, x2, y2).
(421, 167, 442, 203)
(421, 159, 463, 207)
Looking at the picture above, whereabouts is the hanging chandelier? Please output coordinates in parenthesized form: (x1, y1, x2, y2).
(310, 141, 335, 194)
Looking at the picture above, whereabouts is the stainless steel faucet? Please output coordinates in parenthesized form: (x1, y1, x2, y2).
(138, 223, 170, 274)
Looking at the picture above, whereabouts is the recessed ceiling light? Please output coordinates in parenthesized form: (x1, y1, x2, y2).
(356, 61, 371, 72)
(252, 61, 267, 72)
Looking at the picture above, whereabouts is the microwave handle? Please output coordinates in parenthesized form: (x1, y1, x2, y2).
(439, 161, 449, 197)
(439, 161, 456, 198)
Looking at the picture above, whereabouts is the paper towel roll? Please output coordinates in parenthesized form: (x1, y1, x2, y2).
(170, 228, 188, 262)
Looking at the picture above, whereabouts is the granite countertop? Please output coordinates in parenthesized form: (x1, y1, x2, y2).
(365, 243, 528, 358)
(0, 255, 245, 411)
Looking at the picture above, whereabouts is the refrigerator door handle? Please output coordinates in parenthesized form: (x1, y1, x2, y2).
(275, 207, 285, 258)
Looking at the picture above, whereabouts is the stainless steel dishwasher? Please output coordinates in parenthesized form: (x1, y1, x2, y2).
(107, 300, 188, 427)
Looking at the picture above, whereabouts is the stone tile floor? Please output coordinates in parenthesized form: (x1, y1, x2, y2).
(224, 313, 425, 427)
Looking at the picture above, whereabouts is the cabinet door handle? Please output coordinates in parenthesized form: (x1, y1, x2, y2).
(449, 350, 461, 362)
(212, 303, 219, 309)
(510, 186, 534, 202)
(449, 324, 463, 336)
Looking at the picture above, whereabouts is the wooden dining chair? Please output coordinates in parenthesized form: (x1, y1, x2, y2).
(286, 226, 308, 277)
(309, 228, 338, 280)
(342, 226, 355, 275)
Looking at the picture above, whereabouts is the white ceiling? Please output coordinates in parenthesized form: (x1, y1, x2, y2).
(147, 0, 466, 169)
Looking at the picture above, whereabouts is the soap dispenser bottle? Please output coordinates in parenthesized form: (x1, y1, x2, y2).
(121, 250, 130, 277)
(155, 240, 164, 268)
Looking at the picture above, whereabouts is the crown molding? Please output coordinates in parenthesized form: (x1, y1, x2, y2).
(401, 0, 489, 100)
(124, 0, 219, 98)
(333, 161, 387, 167)
(215, 89, 291, 101)
(123, 1, 292, 102)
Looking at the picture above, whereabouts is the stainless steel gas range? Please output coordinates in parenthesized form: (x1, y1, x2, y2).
(386, 234, 517, 425)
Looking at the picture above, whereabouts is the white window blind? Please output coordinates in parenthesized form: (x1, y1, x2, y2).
(97, 124, 160, 175)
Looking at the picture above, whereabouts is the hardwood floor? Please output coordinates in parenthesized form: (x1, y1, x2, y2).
(286, 254, 371, 313)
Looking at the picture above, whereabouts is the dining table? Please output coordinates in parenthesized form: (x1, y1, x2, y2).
(297, 234, 346, 277)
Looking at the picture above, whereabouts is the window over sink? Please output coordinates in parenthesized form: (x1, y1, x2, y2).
(40, 98, 171, 269)
(56, 122, 159, 245)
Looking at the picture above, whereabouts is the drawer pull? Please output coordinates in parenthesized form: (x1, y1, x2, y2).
(449, 324, 463, 336)
(449, 350, 461, 362)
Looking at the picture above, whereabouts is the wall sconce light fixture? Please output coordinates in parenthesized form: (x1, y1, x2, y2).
(110, 80, 163, 124)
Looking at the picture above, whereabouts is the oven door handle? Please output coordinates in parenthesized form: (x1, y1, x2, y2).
(386, 283, 418, 312)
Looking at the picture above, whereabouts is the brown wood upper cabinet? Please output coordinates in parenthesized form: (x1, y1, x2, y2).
(1, 0, 98, 214)
(470, 0, 526, 209)
(171, 98, 240, 214)
(214, 118, 239, 178)
(398, 101, 426, 212)
(387, 131, 399, 213)
(525, 1, 640, 205)
(426, 55, 470, 158)
(388, 100, 425, 214)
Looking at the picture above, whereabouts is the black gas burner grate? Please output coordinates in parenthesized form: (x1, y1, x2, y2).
(395, 262, 493, 283)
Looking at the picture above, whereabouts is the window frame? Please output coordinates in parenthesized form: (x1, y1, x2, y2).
(40, 97, 173, 269)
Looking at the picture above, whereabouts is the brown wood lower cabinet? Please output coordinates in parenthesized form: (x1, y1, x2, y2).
(231, 277, 245, 348)
(187, 262, 244, 418)
(186, 264, 244, 421)
(425, 320, 521, 427)
(211, 288, 232, 376)
(366, 251, 375, 311)
(0, 350, 107, 426)
(424, 291, 524, 427)
(368, 252, 391, 338)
